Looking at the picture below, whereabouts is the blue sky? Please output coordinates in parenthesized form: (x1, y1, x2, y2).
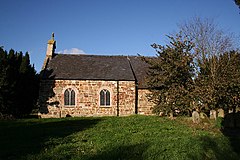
(0, 0, 239, 72)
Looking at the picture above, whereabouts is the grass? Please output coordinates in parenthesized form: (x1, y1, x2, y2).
(0, 115, 239, 160)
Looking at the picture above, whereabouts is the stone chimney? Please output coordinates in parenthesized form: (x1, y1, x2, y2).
(42, 33, 56, 70)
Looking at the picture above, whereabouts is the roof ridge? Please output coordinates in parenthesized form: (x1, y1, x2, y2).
(54, 53, 140, 58)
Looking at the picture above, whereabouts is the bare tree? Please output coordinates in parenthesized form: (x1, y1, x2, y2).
(178, 17, 235, 62)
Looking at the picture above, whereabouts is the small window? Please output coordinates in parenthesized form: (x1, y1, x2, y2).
(100, 89, 110, 106)
(64, 88, 75, 106)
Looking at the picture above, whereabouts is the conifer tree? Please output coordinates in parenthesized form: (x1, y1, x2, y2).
(0, 47, 9, 114)
(144, 33, 195, 117)
(0, 48, 39, 118)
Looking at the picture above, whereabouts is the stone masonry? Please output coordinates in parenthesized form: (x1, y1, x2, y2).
(138, 89, 154, 115)
(39, 80, 136, 118)
(39, 34, 154, 118)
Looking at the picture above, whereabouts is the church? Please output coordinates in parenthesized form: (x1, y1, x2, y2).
(39, 34, 153, 118)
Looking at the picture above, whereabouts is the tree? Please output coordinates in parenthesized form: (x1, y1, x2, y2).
(216, 51, 240, 112)
(143, 33, 195, 117)
(193, 50, 240, 116)
(0, 48, 39, 118)
(178, 17, 237, 112)
(235, 0, 240, 8)
(0, 47, 9, 114)
(178, 17, 235, 62)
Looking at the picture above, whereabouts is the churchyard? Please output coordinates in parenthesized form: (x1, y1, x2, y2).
(0, 115, 239, 160)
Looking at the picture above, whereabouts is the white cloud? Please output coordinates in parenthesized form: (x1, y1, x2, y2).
(58, 48, 86, 54)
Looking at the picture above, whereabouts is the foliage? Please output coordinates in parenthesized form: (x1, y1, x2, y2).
(0, 116, 239, 160)
(194, 51, 240, 112)
(168, 17, 239, 113)
(0, 47, 39, 118)
(143, 33, 195, 116)
(216, 51, 240, 111)
(235, 0, 240, 8)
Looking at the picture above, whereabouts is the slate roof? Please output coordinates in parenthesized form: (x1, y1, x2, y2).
(128, 56, 149, 88)
(42, 54, 149, 88)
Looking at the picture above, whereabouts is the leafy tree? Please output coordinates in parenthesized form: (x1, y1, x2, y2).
(144, 33, 195, 117)
(0, 47, 39, 118)
(235, 0, 240, 8)
(193, 55, 220, 112)
(194, 51, 240, 114)
(178, 17, 238, 113)
(216, 51, 240, 112)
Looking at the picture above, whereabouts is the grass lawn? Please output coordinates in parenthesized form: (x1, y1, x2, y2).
(0, 115, 239, 160)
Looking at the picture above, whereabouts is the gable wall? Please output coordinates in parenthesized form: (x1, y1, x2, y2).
(138, 89, 154, 115)
(39, 80, 136, 118)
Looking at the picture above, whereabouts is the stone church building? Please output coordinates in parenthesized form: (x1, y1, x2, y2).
(39, 34, 153, 118)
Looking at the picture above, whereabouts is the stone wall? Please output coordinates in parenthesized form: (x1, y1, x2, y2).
(138, 89, 154, 115)
(39, 80, 136, 118)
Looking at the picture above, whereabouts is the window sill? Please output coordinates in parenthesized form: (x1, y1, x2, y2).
(99, 105, 111, 108)
(63, 105, 76, 108)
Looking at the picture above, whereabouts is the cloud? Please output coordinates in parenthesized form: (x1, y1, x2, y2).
(59, 48, 86, 54)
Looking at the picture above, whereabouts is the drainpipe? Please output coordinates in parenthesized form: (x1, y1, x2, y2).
(135, 82, 138, 114)
(117, 81, 119, 116)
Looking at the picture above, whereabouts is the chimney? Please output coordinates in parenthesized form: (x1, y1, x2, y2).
(42, 33, 56, 70)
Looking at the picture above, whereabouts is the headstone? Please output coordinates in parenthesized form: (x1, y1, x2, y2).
(210, 110, 217, 120)
(192, 111, 200, 123)
(218, 109, 224, 118)
(200, 112, 206, 119)
(200, 112, 210, 124)
(236, 107, 240, 113)
(159, 112, 164, 117)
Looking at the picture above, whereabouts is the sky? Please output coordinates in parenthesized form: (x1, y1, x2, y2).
(0, 0, 239, 72)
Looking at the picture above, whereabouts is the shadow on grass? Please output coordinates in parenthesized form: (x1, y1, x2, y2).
(188, 136, 239, 160)
(0, 118, 101, 160)
(86, 143, 149, 160)
(221, 112, 240, 157)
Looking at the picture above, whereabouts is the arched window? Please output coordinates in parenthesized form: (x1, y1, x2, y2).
(64, 88, 75, 106)
(100, 89, 110, 106)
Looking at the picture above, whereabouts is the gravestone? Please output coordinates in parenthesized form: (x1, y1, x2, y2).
(192, 111, 200, 123)
(159, 112, 164, 117)
(200, 112, 207, 119)
(236, 107, 240, 113)
(218, 109, 224, 118)
(200, 112, 210, 124)
(210, 110, 217, 120)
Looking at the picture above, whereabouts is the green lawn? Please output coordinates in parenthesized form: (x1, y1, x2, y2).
(0, 115, 239, 160)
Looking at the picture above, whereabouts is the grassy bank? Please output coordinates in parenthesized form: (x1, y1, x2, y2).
(0, 115, 239, 160)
